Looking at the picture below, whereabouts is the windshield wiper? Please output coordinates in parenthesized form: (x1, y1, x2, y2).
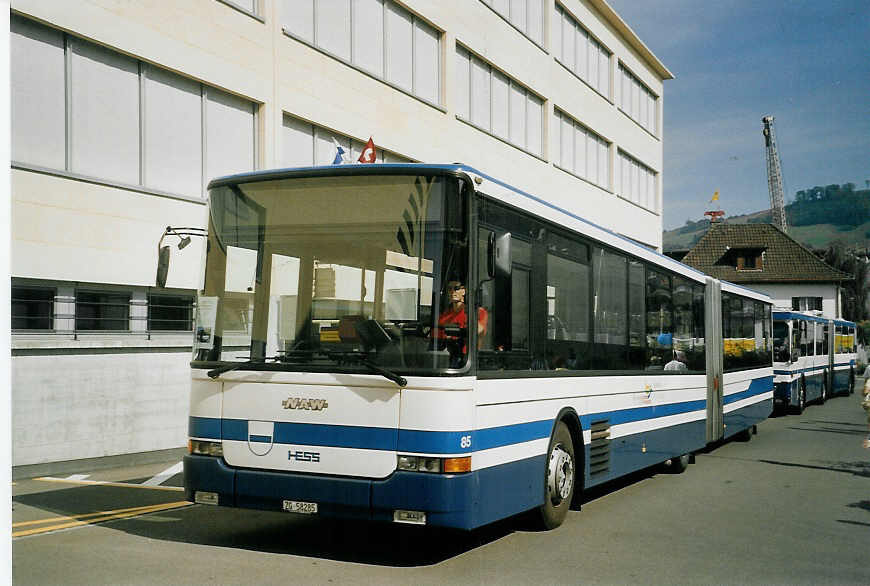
(323, 351, 407, 387)
(207, 360, 270, 379)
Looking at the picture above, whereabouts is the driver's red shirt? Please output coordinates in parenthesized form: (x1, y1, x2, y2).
(437, 305, 489, 352)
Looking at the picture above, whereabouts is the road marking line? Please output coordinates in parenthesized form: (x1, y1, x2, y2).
(143, 461, 183, 486)
(13, 502, 186, 528)
(35, 477, 184, 492)
(12, 501, 192, 538)
(65, 474, 90, 481)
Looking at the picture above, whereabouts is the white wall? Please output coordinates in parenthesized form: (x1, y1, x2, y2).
(12, 349, 191, 466)
(750, 282, 840, 318)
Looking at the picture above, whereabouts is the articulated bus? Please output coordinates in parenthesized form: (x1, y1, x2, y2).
(183, 164, 773, 530)
(772, 311, 857, 414)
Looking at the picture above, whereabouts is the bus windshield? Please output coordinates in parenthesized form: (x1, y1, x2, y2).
(193, 172, 471, 374)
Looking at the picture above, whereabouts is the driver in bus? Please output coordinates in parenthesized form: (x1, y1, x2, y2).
(436, 279, 489, 362)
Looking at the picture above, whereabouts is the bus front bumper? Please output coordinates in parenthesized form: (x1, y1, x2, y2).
(183, 454, 477, 530)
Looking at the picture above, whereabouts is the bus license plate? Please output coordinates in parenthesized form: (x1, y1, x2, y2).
(282, 500, 318, 514)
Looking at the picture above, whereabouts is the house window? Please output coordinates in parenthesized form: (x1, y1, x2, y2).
(75, 291, 131, 331)
(791, 297, 822, 312)
(148, 294, 195, 331)
(12, 287, 55, 330)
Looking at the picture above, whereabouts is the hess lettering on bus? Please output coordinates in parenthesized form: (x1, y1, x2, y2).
(288, 450, 321, 462)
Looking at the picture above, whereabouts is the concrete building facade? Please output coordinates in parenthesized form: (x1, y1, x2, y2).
(10, 0, 671, 467)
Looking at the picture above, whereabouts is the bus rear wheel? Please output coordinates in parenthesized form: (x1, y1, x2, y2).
(819, 374, 827, 404)
(536, 421, 575, 530)
(793, 378, 807, 415)
(848, 368, 855, 395)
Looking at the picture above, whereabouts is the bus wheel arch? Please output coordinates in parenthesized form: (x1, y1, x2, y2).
(536, 412, 581, 530)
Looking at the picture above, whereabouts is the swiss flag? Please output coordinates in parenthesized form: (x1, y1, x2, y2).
(358, 137, 377, 164)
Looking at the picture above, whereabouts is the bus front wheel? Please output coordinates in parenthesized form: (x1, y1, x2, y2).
(537, 421, 576, 530)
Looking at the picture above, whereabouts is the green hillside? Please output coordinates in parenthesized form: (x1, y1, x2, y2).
(664, 185, 870, 252)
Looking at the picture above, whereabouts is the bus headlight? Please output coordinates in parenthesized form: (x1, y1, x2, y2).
(397, 455, 471, 473)
(188, 439, 223, 457)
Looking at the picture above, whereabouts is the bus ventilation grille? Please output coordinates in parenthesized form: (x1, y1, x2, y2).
(589, 420, 611, 476)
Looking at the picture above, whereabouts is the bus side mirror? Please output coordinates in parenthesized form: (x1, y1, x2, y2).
(488, 232, 512, 279)
(156, 245, 170, 288)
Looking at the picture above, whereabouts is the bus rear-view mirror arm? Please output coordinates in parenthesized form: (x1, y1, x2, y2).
(156, 226, 207, 288)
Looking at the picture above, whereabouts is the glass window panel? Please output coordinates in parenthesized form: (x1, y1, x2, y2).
(149, 294, 194, 331)
(206, 88, 255, 181)
(639, 88, 648, 129)
(576, 28, 588, 81)
(470, 57, 490, 129)
(70, 39, 140, 184)
(645, 270, 672, 369)
(385, 2, 413, 91)
(593, 249, 627, 369)
(509, 82, 525, 146)
(76, 291, 130, 331)
(648, 171, 656, 211)
(574, 125, 586, 178)
(561, 15, 575, 71)
(510, 0, 526, 31)
(628, 261, 645, 364)
(588, 40, 599, 91)
(551, 7, 562, 61)
(527, 0, 543, 44)
(633, 78, 641, 122)
(512, 268, 530, 350)
(353, 0, 384, 76)
(559, 115, 573, 171)
(526, 94, 543, 155)
(631, 160, 640, 204)
(413, 20, 440, 104)
(455, 48, 470, 120)
(316, 0, 351, 60)
(586, 132, 598, 184)
(144, 67, 202, 196)
(598, 47, 609, 96)
(11, 287, 55, 331)
(491, 70, 510, 139)
(11, 16, 66, 169)
(281, 115, 315, 167)
(282, 0, 314, 42)
(598, 138, 608, 188)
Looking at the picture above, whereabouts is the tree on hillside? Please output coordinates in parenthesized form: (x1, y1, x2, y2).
(817, 242, 869, 321)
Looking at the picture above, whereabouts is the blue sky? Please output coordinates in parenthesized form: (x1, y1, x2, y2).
(606, 0, 870, 229)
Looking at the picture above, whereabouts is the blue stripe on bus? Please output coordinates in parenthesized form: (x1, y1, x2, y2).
(473, 420, 555, 451)
(579, 399, 706, 428)
(189, 416, 221, 439)
(248, 435, 272, 443)
(723, 376, 773, 405)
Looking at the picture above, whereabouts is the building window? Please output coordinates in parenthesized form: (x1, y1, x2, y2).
(12, 287, 55, 331)
(553, 4, 611, 99)
(455, 46, 544, 157)
(75, 291, 131, 331)
(554, 109, 610, 189)
(617, 150, 657, 212)
(481, 0, 544, 46)
(792, 297, 822, 312)
(619, 63, 658, 135)
(281, 114, 411, 167)
(148, 294, 195, 331)
(11, 15, 257, 197)
(281, 0, 442, 107)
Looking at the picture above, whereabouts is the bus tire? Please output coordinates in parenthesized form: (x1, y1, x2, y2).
(819, 374, 827, 404)
(536, 421, 575, 530)
(848, 368, 855, 395)
(793, 378, 807, 415)
(663, 453, 690, 474)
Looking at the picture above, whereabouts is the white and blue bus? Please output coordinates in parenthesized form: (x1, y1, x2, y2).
(772, 311, 857, 413)
(183, 164, 773, 530)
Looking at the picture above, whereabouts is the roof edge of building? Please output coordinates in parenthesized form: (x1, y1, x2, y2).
(591, 0, 674, 80)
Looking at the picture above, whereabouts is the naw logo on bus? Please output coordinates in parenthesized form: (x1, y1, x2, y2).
(282, 397, 329, 411)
